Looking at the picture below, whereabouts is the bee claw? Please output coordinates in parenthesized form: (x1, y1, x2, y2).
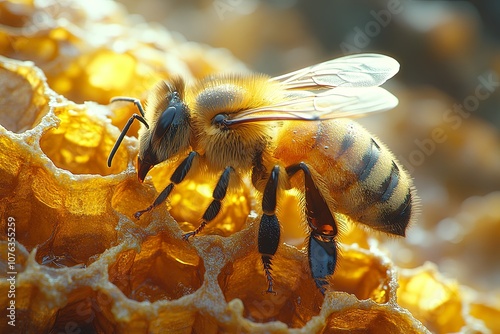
(134, 211, 147, 220)
(182, 232, 195, 241)
(134, 205, 154, 220)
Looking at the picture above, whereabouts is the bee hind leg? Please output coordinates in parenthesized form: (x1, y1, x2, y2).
(182, 166, 234, 240)
(308, 232, 337, 294)
(286, 162, 338, 294)
(258, 166, 281, 294)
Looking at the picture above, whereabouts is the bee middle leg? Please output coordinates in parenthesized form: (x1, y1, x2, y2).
(181, 166, 234, 240)
(286, 162, 337, 294)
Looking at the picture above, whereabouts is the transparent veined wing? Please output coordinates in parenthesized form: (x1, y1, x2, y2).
(272, 53, 400, 89)
(225, 86, 399, 126)
(223, 54, 400, 126)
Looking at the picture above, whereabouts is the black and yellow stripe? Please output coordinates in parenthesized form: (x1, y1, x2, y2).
(275, 118, 417, 237)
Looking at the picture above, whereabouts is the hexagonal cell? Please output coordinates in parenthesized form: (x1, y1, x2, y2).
(218, 244, 323, 327)
(0, 57, 50, 133)
(0, 132, 24, 197)
(35, 211, 118, 269)
(109, 232, 205, 302)
(397, 264, 466, 333)
(50, 287, 117, 333)
(1, 167, 118, 267)
(2, 190, 59, 254)
(39, 103, 131, 176)
(331, 245, 395, 303)
(321, 302, 426, 334)
(110, 178, 160, 229)
(149, 307, 217, 334)
(0, 279, 59, 332)
(1, 145, 120, 269)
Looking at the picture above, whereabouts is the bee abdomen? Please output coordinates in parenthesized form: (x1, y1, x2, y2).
(338, 134, 416, 236)
(274, 119, 417, 236)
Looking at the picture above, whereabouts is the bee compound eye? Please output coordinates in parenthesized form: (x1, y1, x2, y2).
(158, 106, 177, 130)
(212, 113, 228, 127)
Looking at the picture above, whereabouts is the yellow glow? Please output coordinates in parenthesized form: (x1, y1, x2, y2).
(405, 273, 450, 310)
(88, 52, 136, 90)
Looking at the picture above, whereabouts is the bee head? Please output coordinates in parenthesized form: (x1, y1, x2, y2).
(137, 79, 191, 182)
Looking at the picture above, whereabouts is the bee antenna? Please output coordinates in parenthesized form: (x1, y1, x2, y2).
(108, 113, 149, 167)
(110, 97, 147, 117)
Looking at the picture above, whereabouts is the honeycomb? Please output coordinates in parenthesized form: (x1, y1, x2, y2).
(0, 1, 499, 333)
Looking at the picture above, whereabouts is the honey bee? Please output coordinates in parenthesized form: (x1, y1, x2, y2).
(108, 53, 417, 294)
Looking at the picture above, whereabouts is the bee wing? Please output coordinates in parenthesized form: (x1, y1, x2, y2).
(272, 53, 400, 89)
(227, 86, 399, 125)
(225, 54, 400, 126)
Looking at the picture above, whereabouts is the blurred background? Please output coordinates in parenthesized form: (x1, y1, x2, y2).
(116, 0, 500, 292)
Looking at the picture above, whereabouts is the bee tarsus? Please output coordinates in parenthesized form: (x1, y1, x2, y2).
(261, 255, 277, 295)
(181, 230, 198, 241)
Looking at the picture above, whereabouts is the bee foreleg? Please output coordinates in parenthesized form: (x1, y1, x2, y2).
(135, 151, 197, 219)
(182, 166, 234, 241)
(286, 162, 337, 294)
(258, 166, 281, 294)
